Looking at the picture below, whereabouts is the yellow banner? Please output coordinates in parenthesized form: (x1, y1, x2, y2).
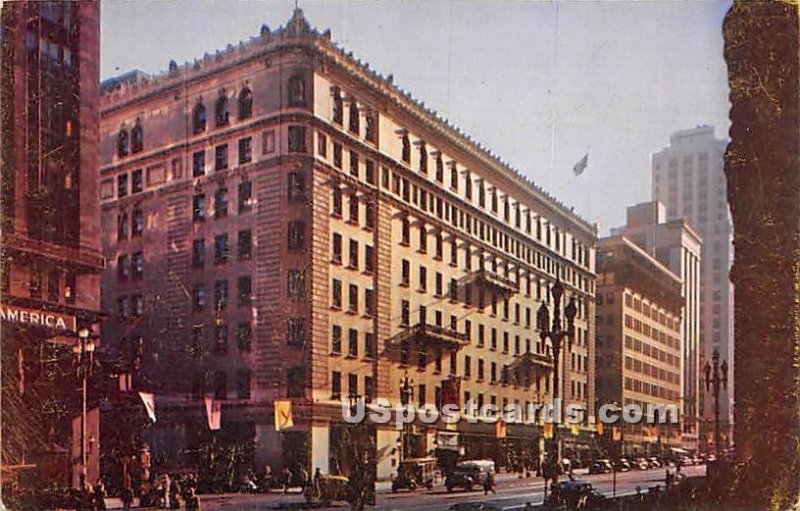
(274, 400, 293, 431)
(543, 423, 554, 439)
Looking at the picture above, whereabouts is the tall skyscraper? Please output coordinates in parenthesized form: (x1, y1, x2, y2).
(651, 126, 733, 451)
(1, 0, 103, 488)
(611, 201, 702, 451)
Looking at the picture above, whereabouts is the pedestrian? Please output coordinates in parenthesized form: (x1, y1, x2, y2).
(299, 466, 309, 493)
(184, 486, 201, 511)
(93, 478, 107, 510)
(77, 474, 94, 511)
(261, 464, 273, 492)
(483, 471, 496, 495)
(282, 466, 292, 494)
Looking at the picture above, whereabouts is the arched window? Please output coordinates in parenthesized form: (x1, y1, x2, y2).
(288, 75, 306, 107)
(349, 102, 359, 134)
(215, 92, 229, 127)
(332, 88, 343, 124)
(117, 126, 129, 157)
(238, 86, 253, 119)
(402, 135, 410, 163)
(192, 101, 206, 134)
(131, 118, 144, 153)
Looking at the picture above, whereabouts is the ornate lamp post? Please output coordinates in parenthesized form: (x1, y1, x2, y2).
(399, 371, 414, 464)
(536, 277, 577, 486)
(703, 349, 728, 456)
(72, 326, 96, 477)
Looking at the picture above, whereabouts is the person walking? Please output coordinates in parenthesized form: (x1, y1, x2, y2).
(93, 478, 107, 510)
(282, 466, 293, 494)
(483, 471, 496, 495)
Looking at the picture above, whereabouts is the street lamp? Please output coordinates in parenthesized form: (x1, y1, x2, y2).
(703, 349, 728, 456)
(399, 371, 414, 464)
(73, 326, 96, 478)
(536, 277, 577, 487)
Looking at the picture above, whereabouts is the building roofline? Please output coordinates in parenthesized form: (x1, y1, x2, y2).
(100, 8, 597, 237)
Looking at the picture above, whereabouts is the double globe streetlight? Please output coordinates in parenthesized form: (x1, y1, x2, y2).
(536, 277, 577, 487)
(73, 326, 96, 477)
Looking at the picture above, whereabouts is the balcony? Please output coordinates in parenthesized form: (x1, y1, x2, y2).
(459, 269, 519, 297)
(388, 323, 469, 352)
(508, 351, 554, 375)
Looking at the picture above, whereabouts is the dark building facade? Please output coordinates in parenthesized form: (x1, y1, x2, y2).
(1, 0, 103, 490)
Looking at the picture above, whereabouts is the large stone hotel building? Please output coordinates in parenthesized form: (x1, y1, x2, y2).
(98, 10, 597, 480)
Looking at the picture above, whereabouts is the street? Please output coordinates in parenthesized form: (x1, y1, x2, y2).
(195, 465, 706, 511)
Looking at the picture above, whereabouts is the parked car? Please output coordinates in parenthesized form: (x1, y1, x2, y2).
(588, 459, 612, 474)
(445, 460, 496, 492)
(633, 458, 650, 470)
(647, 457, 663, 468)
(391, 457, 437, 492)
(449, 502, 504, 511)
(614, 458, 632, 472)
(544, 480, 606, 510)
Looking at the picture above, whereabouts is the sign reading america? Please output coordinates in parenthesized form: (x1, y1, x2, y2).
(0, 305, 76, 332)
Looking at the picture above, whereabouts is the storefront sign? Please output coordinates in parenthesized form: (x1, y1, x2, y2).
(0, 305, 76, 332)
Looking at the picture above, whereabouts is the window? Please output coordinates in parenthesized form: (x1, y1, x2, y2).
(213, 323, 228, 353)
(349, 284, 358, 313)
(401, 259, 410, 286)
(332, 325, 342, 354)
(215, 93, 230, 127)
(365, 202, 375, 230)
(238, 137, 253, 164)
(132, 294, 144, 317)
(238, 85, 253, 119)
(288, 75, 306, 107)
(317, 133, 327, 158)
(365, 115, 377, 143)
(331, 279, 342, 308)
(364, 245, 374, 273)
(238, 180, 253, 213)
(171, 157, 183, 179)
(215, 144, 228, 170)
(332, 371, 342, 399)
(288, 126, 306, 153)
(402, 135, 411, 163)
(118, 174, 128, 197)
(237, 369, 251, 399)
(349, 102, 360, 133)
(238, 229, 252, 260)
(117, 255, 129, 281)
(350, 151, 359, 178)
(214, 234, 229, 264)
(287, 171, 305, 201)
(132, 208, 144, 237)
(117, 127, 129, 157)
(287, 367, 306, 398)
(262, 130, 275, 154)
(214, 280, 228, 309)
(348, 328, 358, 357)
(238, 276, 252, 305)
(237, 322, 252, 351)
(193, 150, 205, 177)
(418, 223, 427, 252)
(365, 159, 376, 185)
(331, 183, 342, 217)
(213, 371, 227, 400)
(419, 142, 428, 173)
(192, 285, 206, 312)
(132, 252, 144, 280)
(332, 233, 343, 264)
(214, 188, 228, 219)
(348, 194, 359, 224)
(192, 101, 206, 133)
(435, 155, 444, 182)
(332, 88, 343, 124)
(117, 212, 129, 240)
(117, 296, 129, 319)
(287, 270, 305, 299)
(287, 318, 305, 346)
(450, 163, 458, 191)
(401, 218, 410, 245)
(192, 239, 205, 268)
(401, 299, 410, 326)
(419, 266, 427, 292)
(349, 239, 359, 269)
(333, 142, 342, 168)
(131, 169, 143, 193)
(287, 221, 305, 250)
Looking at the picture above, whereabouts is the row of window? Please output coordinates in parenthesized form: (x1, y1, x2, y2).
(116, 252, 144, 282)
(192, 369, 252, 401)
(624, 354, 680, 385)
(331, 88, 378, 144)
(191, 276, 252, 312)
(331, 235, 374, 272)
(330, 279, 375, 317)
(192, 180, 253, 221)
(623, 315, 681, 352)
(191, 321, 252, 355)
(624, 335, 680, 369)
(16, 263, 77, 304)
(623, 376, 679, 402)
(192, 230, 252, 267)
(117, 208, 144, 240)
(331, 371, 375, 400)
(331, 326, 376, 359)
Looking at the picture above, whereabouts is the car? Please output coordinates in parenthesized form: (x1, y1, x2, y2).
(647, 457, 663, 468)
(588, 459, 612, 474)
(449, 502, 504, 511)
(545, 480, 607, 509)
(614, 458, 632, 472)
(705, 454, 717, 463)
(445, 460, 496, 492)
(633, 458, 650, 470)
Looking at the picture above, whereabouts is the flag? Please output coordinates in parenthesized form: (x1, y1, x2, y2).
(204, 396, 221, 430)
(274, 400, 293, 431)
(138, 392, 156, 423)
(495, 420, 507, 439)
(543, 423, 554, 439)
(612, 426, 622, 442)
(596, 420, 604, 436)
(573, 153, 588, 176)
(570, 424, 580, 436)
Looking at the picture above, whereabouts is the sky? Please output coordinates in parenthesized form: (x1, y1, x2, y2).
(100, 0, 731, 234)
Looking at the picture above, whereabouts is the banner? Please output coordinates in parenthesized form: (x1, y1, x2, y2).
(204, 396, 221, 430)
(543, 423, 554, 439)
(612, 426, 622, 441)
(274, 400, 293, 431)
(138, 392, 156, 423)
(570, 424, 580, 436)
(596, 420, 604, 436)
(495, 420, 507, 439)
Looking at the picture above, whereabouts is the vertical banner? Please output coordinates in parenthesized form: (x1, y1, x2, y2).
(274, 400, 294, 431)
(138, 392, 156, 423)
(495, 419, 507, 439)
(204, 396, 221, 430)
